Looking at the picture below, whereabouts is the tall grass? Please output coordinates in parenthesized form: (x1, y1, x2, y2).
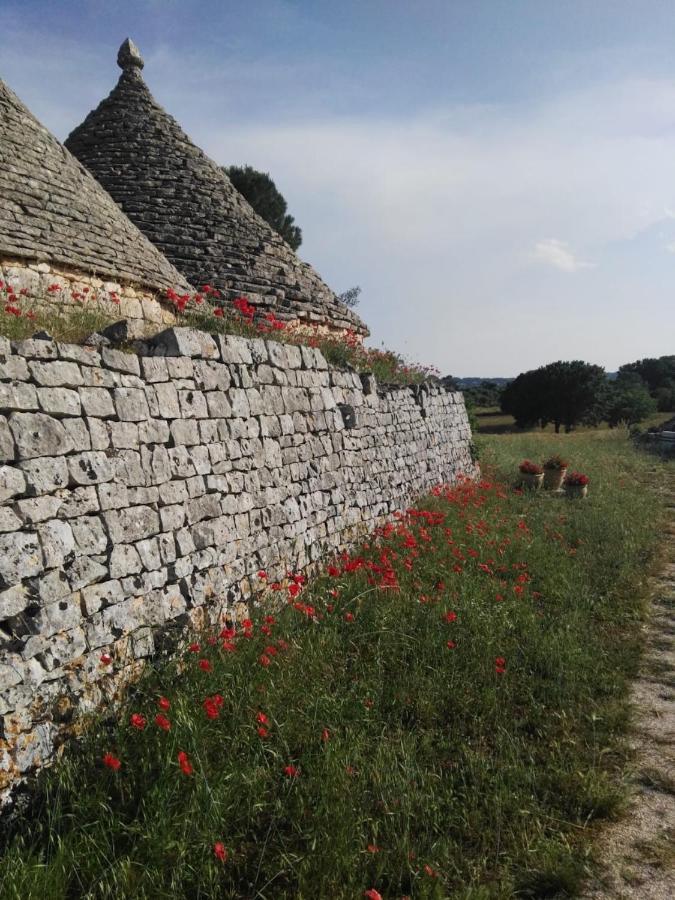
(0, 433, 666, 899)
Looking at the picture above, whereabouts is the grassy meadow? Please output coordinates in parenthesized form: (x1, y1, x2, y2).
(0, 430, 669, 899)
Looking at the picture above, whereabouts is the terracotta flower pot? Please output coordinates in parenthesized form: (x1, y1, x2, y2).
(521, 472, 544, 490)
(565, 483, 588, 499)
(543, 467, 567, 491)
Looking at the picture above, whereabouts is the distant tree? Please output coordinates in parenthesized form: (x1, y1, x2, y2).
(224, 165, 302, 250)
(463, 381, 503, 408)
(618, 356, 675, 398)
(337, 286, 361, 309)
(605, 382, 657, 427)
(441, 374, 459, 391)
(501, 360, 606, 432)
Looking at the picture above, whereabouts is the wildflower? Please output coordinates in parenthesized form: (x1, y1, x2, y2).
(188, 642, 200, 653)
(198, 659, 212, 672)
(283, 764, 299, 778)
(213, 307, 224, 317)
(99, 653, 112, 665)
(288, 582, 301, 599)
(327, 565, 340, 577)
(257, 570, 267, 580)
(495, 656, 507, 675)
(442, 611, 457, 623)
(102, 752, 121, 771)
(321, 727, 330, 742)
(367, 844, 380, 854)
(213, 842, 228, 863)
(256, 711, 269, 724)
(263, 615, 276, 625)
(203, 695, 222, 720)
(158, 696, 171, 711)
(446, 640, 456, 650)
(423, 864, 438, 878)
(257, 726, 269, 738)
(364, 891, 383, 900)
(259, 654, 271, 667)
(344, 612, 355, 623)
(130, 713, 146, 730)
(155, 713, 171, 731)
(178, 751, 193, 776)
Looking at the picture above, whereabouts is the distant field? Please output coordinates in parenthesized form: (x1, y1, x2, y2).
(474, 406, 673, 435)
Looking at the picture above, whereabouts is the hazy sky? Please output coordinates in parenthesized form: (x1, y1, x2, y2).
(2, 0, 675, 376)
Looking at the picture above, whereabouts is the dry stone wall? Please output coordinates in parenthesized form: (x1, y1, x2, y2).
(0, 328, 473, 799)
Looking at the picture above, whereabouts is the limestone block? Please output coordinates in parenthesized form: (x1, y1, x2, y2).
(57, 344, 101, 367)
(104, 506, 160, 543)
(0, 382, 39, 411)
(68, 451, 113, 485)
(15, 496, 63, 524)
(153, 381, 180, 419)
(153, 327, 219, 360)
(9, 412, 73, 459)
(37, 387, 81, 417)
(81, 579, 123, 616)
(79, 387, 115, 418)
(217, 335, 253, 365)
(66, 556, 109, 591)
(37, 569, 70, 604)
(71, 515, 108, 556)
(109, 544, 143, 579)
(109, 421, 139, 449)
(0, 416, 15, 463)
(0, 464, 26, 502)
(141, 356, 169, 383)
(38, 520, 75, 568)
(29, 361, 83, 388)
(178, 389, 208, 419)
(101, 347, 141, 376)
(13, 339, 58, 360)
(87, 418, 111, 451)
(170, 419, 200, 446)
(0, 531, 43, 583)
(0, 584, 29, 620)
(114, 387, 150, 421)
(19, 456, 68, 495)
(0, 356, 29, 381)
(193, 360, 231, 391)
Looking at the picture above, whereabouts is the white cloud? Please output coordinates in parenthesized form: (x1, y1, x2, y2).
(531, 239, 595, 272)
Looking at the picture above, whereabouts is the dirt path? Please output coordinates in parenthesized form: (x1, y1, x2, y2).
(582, 470, 675, 898)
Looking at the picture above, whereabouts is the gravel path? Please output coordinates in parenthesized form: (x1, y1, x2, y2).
(582, 471, 675, 899)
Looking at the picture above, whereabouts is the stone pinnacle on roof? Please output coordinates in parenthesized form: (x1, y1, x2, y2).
(66, 40, 368, 336)
(117, 38, 144, 71)
(0, 76, 191, 295)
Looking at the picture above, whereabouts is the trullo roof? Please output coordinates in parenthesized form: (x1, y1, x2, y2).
(0, 76, 191, 294)
(65, 39, 368, 335)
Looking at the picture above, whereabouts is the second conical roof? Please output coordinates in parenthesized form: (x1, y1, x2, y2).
(65, 40, 367, 335)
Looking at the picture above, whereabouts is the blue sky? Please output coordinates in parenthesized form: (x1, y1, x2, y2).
(2, 0, 675, 376)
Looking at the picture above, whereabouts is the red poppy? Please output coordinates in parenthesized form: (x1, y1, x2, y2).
(178, 751, 193, 775)
(99, 654, 112, 665)
(364, 890, 383, 900)
(213, 842, 228, 863)
(256, 711, 269, 724)
(442, 611, 457, 623)
(259, 654, 271, 667)
(321, 727, 330, 742)
(283, 764, 299, 778)
(155, 714, 171, 731)
(198, 659, 212, 672)
(158, 696, 171, 711)
(366, 844, 380, 854)
(446, 640, 456, 650)
(130, 713, 146, 730)
(344, 612, 355, 623)
(102, 752, 121, 771)
(257, 726, 269, 738)
(257, 570, 267, 579)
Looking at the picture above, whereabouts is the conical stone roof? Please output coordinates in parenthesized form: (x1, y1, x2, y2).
(0, 77, 190, 294)
(65, 39, 368, 336)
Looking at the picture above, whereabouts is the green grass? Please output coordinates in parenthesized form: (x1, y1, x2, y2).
(0, 433, 667, 899)
(0, 305, 116, 344)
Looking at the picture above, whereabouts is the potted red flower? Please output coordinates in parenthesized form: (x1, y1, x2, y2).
(542, 455, 569, 491)
(519, 460, 544, 489)
(564, 471, 589, 498)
